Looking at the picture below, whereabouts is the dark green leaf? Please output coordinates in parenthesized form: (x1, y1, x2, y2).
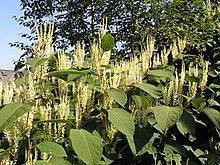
(48, 69, 90, 81)
(192, 98, 205, 108)
(98, 155, 114, 165)
(165, 140, 186, 156)
(101, 34, 115, 51)
(177, 111, 196, 135)
(137, 133, 159, 155)
(127, 126, 153, 155)
(208, 70, 218, 77)
(185, 74, 199, 82)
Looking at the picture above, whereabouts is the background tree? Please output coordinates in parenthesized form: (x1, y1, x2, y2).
(12, 0, 219, 69)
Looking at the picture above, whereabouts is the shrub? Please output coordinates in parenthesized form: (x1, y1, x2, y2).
(0, 21, 219, 165)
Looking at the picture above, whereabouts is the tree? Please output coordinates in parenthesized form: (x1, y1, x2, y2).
(12, 0, 219, 69)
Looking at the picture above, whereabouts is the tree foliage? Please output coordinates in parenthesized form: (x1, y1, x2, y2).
(12, 0, 219, 66)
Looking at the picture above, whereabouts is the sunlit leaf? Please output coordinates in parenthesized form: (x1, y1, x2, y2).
(147, 69, 173, 78)
(108, 108, 135, 137)
(152, 106, 183, 132)
(0, 103, 31, 132)
(34, 160, 51, 165)
(107, 88, 127, 107)
(134, 83, 162, 99)
(27, 58, 49, 70)
(70, 129, 102, 165)
(67, 74, 82, 82)
(48, 156, 71, 165)
(36, 141, 67, 157)
(203, 108, 220, 130)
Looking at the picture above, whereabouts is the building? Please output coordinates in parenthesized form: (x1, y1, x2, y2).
(0, 69, 15, 84)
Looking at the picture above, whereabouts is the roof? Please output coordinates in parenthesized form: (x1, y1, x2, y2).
(0, 69, 15, 83)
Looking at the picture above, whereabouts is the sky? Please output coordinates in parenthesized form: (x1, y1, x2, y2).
(0, 1, 30, 70)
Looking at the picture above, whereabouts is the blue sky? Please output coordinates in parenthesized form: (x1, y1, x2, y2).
(0, 1, 30, 70)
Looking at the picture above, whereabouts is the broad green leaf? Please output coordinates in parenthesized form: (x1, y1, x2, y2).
(101, 34, 115, 51)
(127, 126, 153, 155)
(67, 74, 82, 82)
(34, 160, 51, 165)
(177, 111, 196, 135)
(0, 103, 32, 132)
(192, 98, 205, 108)
(185, 74, 200, 82)
(147, 69, 173, 78)
(37, 141, 67, 157)
(27, 58, 48, 70)
(152, 106, 183, 132)
(108, 108, 135, 137)
(48, 156, 71, 165)
(70, 129, 103, 165)
(48, 69, 91, 81)
(203, 108, 220, 130)
(134, 83, 162, 99)
(107, 88, 127, 107)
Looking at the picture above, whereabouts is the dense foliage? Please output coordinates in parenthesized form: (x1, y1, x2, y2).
(0, 16, 220, 164)
(1, 0, 220, 164)
(12, 0, 220, 68)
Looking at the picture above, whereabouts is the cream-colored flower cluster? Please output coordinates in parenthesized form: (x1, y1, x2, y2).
(90, 18, 111, 74)
(171, 37, 186, 60)
(162, 63, 186, 106)
(74, 41, 85, 69)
